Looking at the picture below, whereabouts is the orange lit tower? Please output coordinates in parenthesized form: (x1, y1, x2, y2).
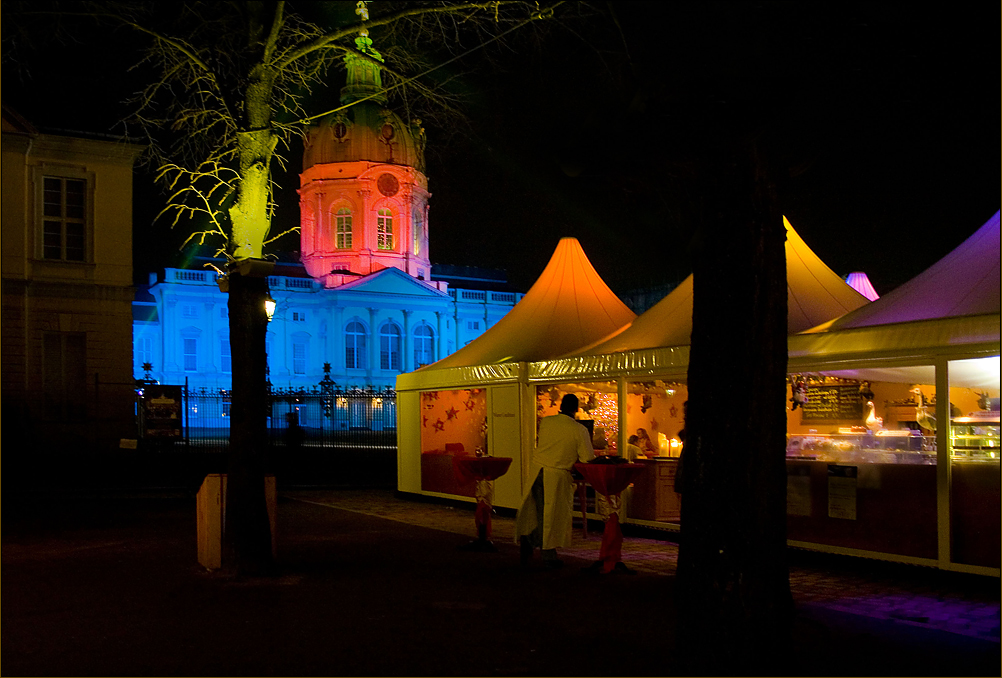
(299, 15, 430, 288)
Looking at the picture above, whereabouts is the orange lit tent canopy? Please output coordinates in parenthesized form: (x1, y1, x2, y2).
(418, 237, 636, 370)
(570, 217, 870, 357)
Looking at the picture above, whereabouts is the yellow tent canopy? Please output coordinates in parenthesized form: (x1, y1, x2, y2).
(420, 237, 636, 369)
(570, 217, 869, 356)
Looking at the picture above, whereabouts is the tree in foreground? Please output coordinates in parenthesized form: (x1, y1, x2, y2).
(668, 3, 800, 671)
(65, 0, 568, 574)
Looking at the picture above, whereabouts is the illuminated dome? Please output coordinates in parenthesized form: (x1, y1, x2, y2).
(303, 34, 425, 172)
(298, 30, 432, 287)
(303, 103, 425, 172)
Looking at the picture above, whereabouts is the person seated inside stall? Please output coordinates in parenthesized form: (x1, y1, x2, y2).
(636, 428, 658, 457)
(624, 435, 644, 461)
(592, 425, 609, 455)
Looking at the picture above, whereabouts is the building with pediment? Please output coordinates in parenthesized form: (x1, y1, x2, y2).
(132, 31, 520, 393)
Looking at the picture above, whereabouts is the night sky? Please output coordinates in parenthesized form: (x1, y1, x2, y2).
(3, 1, 998, 296)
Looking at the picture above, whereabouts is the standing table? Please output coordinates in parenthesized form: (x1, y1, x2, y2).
(574, 462, 647, 573)
(453, 456, 513, 552)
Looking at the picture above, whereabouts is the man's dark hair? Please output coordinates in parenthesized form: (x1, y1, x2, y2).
(559, 393, 579, 415)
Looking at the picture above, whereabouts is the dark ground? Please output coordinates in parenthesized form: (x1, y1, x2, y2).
(2, 484, 999, 677)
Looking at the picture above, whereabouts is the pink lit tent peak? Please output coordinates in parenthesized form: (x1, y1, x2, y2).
(804, 210, 1000, 333)
(570, 217, 870, 356)
(420, 237, 636, 369)
(845, 272, 880, 301)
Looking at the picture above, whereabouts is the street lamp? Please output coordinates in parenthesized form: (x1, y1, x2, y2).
(264, 293, 276, 321)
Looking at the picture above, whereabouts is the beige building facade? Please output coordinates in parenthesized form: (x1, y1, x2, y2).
(2, 106, 144, 452)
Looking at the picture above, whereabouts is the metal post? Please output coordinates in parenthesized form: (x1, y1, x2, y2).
(935, 358, 951, 569)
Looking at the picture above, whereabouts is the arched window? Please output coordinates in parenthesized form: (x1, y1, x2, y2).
(335, 208, 352, 249)
(377, 209, 393, 250)
(380, 322, 401, 371)
(345, 321, 367, 369)
(413, 324, 435, 368)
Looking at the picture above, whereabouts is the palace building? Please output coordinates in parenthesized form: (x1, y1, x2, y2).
(133, 29, 521, 393)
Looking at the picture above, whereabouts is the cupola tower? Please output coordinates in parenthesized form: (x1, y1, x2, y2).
(299, 3, 431, 287)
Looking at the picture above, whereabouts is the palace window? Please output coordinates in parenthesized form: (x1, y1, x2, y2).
(412, 210, 423, 255)
(335, 208, 352, 249)
(136, 336, 154, 373)
(183, 338, 198, 372)
(380, 322, 401, 371)
(377, 209, 393, 250)
(292, 341, 307, 375)
(41, 177, 86, 261)
(345, 321, 367, 369)
(220, 340, 231, 374)
(414, 324, 434, 368)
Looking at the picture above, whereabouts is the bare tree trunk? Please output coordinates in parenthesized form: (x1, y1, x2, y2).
(675, 139, 792, 673)
(226, 268, 274, 575)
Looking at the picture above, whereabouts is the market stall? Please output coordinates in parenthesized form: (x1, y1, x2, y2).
(529, 218, 872, 525)
(396, 237, 636, 508)
(399, 218, 867, 511)
(784, 211, 1000, 573)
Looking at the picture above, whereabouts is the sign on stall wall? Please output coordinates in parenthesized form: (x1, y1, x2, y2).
(801, 384, 864, 421)
(827, 465, 857, 520)
(786, 464, 812, 516)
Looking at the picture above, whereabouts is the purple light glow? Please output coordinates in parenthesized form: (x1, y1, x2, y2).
(845, 272, 880, 301)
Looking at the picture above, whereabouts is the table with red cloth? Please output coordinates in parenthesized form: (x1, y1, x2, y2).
(574, 461, 647, 573)
(453, 456, 513, 552)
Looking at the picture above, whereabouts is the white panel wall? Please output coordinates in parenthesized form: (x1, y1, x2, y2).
(396, 390, 423, 494)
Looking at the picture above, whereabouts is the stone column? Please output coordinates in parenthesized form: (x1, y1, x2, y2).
(401, 310, 413, 372)
(204, 301, 217, 375)
(435, 311, 446, 361)
(368, 307, 379, 380)
(331, 305, 344, 379)
(165, 297, 179, 372)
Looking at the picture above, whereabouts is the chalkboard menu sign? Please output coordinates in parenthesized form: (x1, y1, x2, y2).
(800, 384, 863, 421)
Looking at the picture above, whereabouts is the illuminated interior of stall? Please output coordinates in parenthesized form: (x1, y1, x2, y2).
(419, 388, 487, 496)
(785, 358, 1000, 465)
(624, 381, 687, 458)
(536, 382, 619, 452)
(535, 380, 687, 457)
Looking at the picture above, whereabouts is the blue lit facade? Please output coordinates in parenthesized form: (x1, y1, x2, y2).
(133, 263, 521, 391)
(133, 34, 522, 394)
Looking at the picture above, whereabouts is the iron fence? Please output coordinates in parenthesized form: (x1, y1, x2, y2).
(137, 384, 397, 453)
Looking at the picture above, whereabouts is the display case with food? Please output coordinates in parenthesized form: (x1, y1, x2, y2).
(950, 411, 1000, 460)
(786, 429, 934, 465)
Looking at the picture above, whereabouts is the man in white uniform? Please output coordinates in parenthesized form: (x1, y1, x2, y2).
(515, 394, 595, 567)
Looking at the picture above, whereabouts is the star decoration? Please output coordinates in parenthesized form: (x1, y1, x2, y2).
(669, 405, 678, 418)
(446, 407, 459, 420)
(432, 418, 445, 432)
(464, 399, 476, 411)
(650, 418, 659, 432)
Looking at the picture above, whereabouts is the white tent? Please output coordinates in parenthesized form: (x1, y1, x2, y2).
(397, 220, 873, 507)
(397, 237, 635, 507)
(423, 237, 636, 369)
(571, 217, 870, 356)
(788, 210, 1001, 386)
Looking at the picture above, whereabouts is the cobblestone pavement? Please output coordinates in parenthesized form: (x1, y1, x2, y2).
(289, 489, 1001, 644)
